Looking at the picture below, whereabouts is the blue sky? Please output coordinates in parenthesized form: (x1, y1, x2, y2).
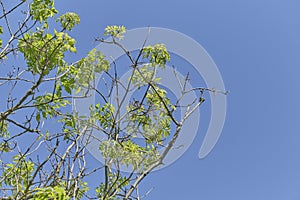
(54, 0, 300, 199)
(2, 0, 300, 199)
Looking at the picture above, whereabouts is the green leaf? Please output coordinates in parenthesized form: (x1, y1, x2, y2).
(104, 25, 126, 39)
(64, 85, 71, 94)
(142, 44, 170, 67)
(58, 12, 80, 31)
(30, 0, 58, 23)
(36, 112, 41, 123)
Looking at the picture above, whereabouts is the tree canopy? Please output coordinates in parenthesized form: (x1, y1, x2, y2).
(0, 1, 208, 199)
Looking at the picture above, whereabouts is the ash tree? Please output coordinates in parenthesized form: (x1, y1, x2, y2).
(0, 0, 210, 199)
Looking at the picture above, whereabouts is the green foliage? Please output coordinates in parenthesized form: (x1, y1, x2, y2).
(91, 103, 115, 130)
(71, 49, 110, 88)
(145, 87, 173, 141)
(1, 155, 35, 193)
(58, 65, 77, 94)
(104, 25, 126, 39)
(0, 119, 9, 138)
(0, 120, 11, 152)
(76, 181, 89, 199)
(58, 12, 80, 31)
(30, 0, 58, 23)
(34, 93, 70, 120)
(18, 29, 76, 75)
(0, 141, 12, 152)
(85, 48, 110, 73)
(142, 44, 170, 67)
(0, 1, 203, 198)
(131, 64, 159, 89)
(96, 172, 129, 200)
(2, 19, 175, 198)
(125, 87, 172, 144)
(99, 140, 159, 172)
(59, 112, 83, 140)
(54, 48, 109, 96)
(54, 30, 77, 53)
(33, 186, 70, 200)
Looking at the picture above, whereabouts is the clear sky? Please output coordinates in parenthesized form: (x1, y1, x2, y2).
(4, 0, 300, 199)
